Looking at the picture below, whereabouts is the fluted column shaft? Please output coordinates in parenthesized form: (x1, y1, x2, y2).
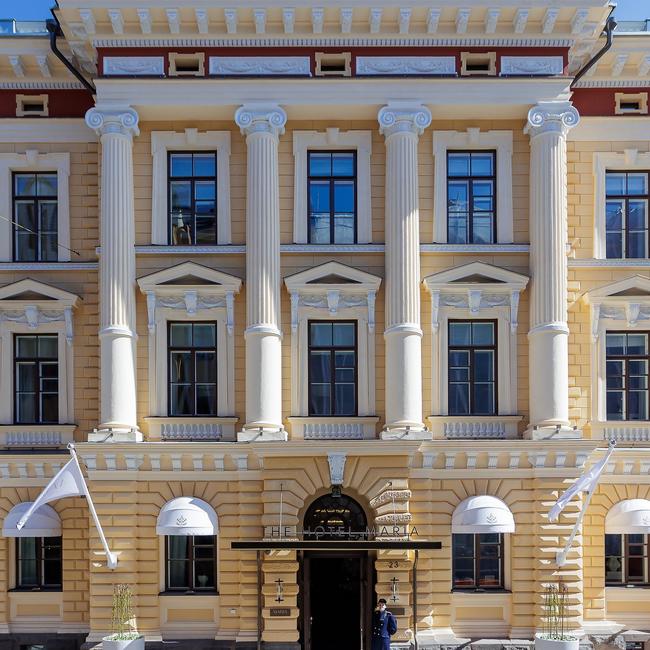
(235, 105, 287, 438)
(85, 107, 140, 436)
(526, 101, 579, 433)
(379, 104, 431, 435)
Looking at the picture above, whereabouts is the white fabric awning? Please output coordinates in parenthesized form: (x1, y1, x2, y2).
(606, 499, 650, 534)
(2, 502, 61, 537)
(156, 497, 218, 536)
(452, 495, 515, 534)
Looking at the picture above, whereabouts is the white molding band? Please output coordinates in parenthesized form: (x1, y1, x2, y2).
(356, 56, 455, 76)
(151, 129, 232, 245)
(500, 56, 564, 76)
(592, 151, 650, 259)
(103, 56, 164, 76)
(284, 261, 381, 419)
(292, 129, 372, 244)
(137, 262, 242, 419)
(209, 56, 310, 76)
(432, 129, 513, 244)
(0, 151, 71, 262)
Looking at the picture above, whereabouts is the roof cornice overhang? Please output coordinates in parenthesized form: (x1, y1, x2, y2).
(94, 76, 572, 120)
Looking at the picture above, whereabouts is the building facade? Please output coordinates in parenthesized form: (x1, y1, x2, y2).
(0, 2, 650, 649)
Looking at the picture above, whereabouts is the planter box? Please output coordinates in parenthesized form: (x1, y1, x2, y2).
(535, 635, 579, 650)
(102, 636, 145, 650)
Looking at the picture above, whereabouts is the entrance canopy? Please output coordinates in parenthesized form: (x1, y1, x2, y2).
(452, 495, 515, 534)
(156, 497, 218, 536)
(2, 502, 61, 537)
(606, 499, 650, 534)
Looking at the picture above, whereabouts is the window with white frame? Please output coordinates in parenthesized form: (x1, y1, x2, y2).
(137, 262, 241, 441)
(0, 152, 70, 263)
(0, 279, 77, 428)
(423, 262, 527, 439)
(433, 130, 513, 245)
(594, 151, 650, 259)
(151, 130, 231, 246)
(586, 277, 650, 438)
(284, 261, 380, 439)
(293, 130, 372, 245)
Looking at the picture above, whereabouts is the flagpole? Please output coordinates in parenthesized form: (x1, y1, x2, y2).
(68, 443, 118, 569)
(555, 440, 615, 567)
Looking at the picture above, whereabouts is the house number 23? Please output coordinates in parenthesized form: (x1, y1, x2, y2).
(388, 561, 400, 568)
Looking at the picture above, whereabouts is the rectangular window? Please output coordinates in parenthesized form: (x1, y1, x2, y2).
(605, 533, 649, 585)
(308, 321, 357, 416)
(452, 533, 504, 589)
(12, 172, 58, 262)
(606, 332, 649, 421)
(166, 535, 217, 592)
(605, 171, 649, 259)
(16, 536, 62, 589)
(308, 151, 356, 244)
(14, 334, 58, 424)
(448, 321, 497, 416)
(168, 322, 217, 416)
(447, 151, 496, 244)
(168, 152, 217, 245)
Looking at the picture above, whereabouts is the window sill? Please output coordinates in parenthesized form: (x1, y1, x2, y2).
(451, 588, 511, 594)
(134, 245, 245, 255)
(570, 258, 650, 269)
(591, 421, 650, 443)
(144, 417, 238, 441)
(282, 244, 385, 253)
(421, 244, 529, 254)
(0, 424, 76, 448)
(288, 416, 379, 440)
(9, 587, 62, 593)
(427, 415, 522, 440)
(159, 590, 219, 596)
(605, 584, 650, 589)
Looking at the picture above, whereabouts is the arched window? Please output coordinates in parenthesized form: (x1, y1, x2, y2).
(451, 495, 514, 590)
(605, 499, 650, 585)
(156, 497, 218, 593)
(303, 493, 367, 540)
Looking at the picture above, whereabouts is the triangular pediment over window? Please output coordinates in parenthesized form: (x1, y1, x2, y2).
(423, 262, 528, 292)
(137, 262, 242, 294)
(0, 279, 80, 308)
(586, 275, 650, 302)
(285, 261, 381, 293)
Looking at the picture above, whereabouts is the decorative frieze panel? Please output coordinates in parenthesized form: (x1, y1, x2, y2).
(0, 425, 75, 447)
(0, 306, 74, 344)
(427, 416, 522, 440)
(500, 56, 564, 76)
(161, 422, 223, 441)
(146, 291, 234, 335)
(103, 56, 164, 76)
(289, 417, 378, 440)
(356, 56, 455, 76)
(209, 56, 311, 76)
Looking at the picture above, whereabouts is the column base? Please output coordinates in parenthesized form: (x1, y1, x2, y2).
(87, 426, 143, 443)
(237, 426, 288, 442)
(523, 423, 582, 440)
(380, 424, 431, 440)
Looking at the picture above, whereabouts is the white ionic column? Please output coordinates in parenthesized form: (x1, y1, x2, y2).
(525, 101, 580, 439)
(378, 104, 432, 440)
(85, 107, 141, 442)
(235, 105, 287, 442)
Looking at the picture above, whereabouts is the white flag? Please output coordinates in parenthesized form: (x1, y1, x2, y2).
(16, 456, 86, 530)
(549, 443, 615, 522)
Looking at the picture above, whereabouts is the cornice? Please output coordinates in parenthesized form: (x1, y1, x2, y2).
(0, 80, 85, 89)
(91, 37, 574, 49)
(0, 262, 97, 271)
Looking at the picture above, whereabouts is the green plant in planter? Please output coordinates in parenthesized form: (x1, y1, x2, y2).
(108, 584, 140, 641)
(541, 581, 576, 641)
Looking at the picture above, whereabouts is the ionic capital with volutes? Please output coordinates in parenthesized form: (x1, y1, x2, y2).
(85, 107, 140, 139)
(525, 100, 580, 138)
(378, 103, 432, 139)
(235, 104, 287, 139)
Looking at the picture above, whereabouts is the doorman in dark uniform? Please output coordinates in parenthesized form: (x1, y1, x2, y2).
(371, 598, 398, 650)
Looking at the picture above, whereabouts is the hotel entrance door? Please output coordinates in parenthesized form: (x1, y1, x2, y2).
(301, 551, 373, 650)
